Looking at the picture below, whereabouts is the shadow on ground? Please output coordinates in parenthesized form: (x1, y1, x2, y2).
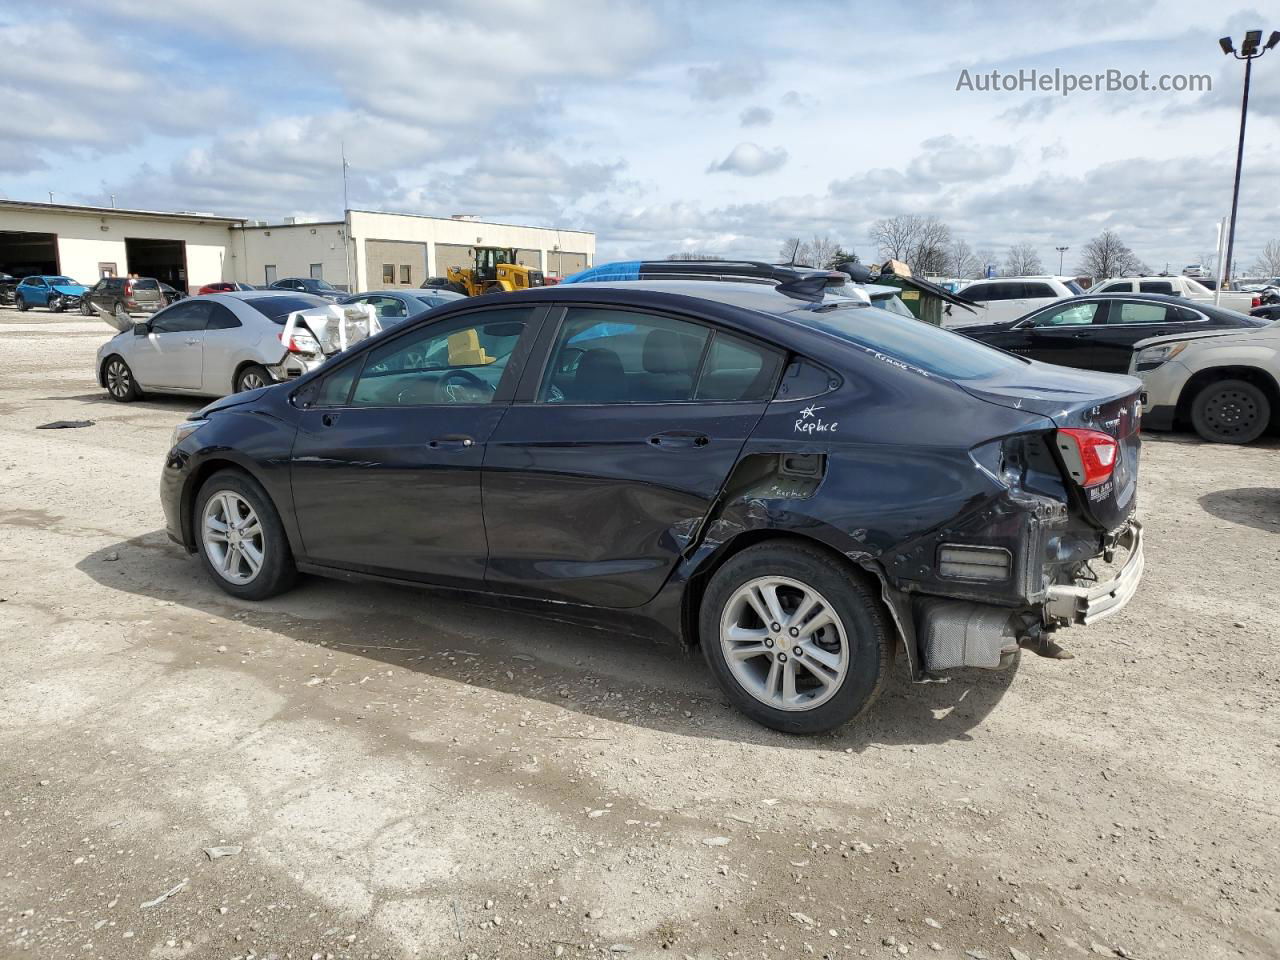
(1199, 486, 1280, 534)
(74, 530, 1020, 753)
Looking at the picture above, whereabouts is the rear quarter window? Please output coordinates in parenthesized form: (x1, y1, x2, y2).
(246, 294, 329, 321)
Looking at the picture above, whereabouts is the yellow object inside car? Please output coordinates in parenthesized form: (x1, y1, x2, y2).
(447, 329, 494, 367)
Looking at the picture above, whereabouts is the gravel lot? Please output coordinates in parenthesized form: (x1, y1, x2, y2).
(1, 307, 1277, 960)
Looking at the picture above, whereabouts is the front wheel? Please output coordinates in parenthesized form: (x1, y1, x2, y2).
(699, 541, 893, 735)
(195, 470, 297, 600)
(48, 295, 63, 313)
(1190, 379, 1270, 444)
(81, 298, 93, 316)
(103, 355, 142, 402)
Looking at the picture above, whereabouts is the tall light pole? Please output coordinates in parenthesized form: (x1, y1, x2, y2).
(1055, 246, 1069, 274)
(1218, 29, 1279, 289)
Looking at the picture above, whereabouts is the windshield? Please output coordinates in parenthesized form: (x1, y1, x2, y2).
(247, 294, 330, 321)
(1065, 280, 1085, 294)
(50, 277, 75, 286)
(869, 294, 914, 318)
(785, 306, 1028, 381)
(305, 279, 336, 291)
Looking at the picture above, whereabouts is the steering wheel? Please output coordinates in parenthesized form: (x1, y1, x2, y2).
(438, 368, 494, 403)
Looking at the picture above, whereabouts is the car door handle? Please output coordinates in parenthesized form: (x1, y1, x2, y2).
(185, 338, 200, 345)
(428, 434, 475, 449)
(320, 412, 341, 427)
(1071, 332, 1089, 338)
(648, 431, 710, 449)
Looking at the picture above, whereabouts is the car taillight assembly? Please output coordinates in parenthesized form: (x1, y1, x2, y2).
(1253, 296, 1262, 308)
(279, 330, 320, 354)
(1056, 428, 1118, 488)
(123, 279, 133, 297)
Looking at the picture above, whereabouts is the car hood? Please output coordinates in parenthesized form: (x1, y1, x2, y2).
(1133, 324, 1278, 351)
(52, 283, 87, 295)
(194, 386, 272, 418)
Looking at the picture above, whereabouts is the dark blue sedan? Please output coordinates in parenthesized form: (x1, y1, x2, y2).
(159, 279, 1145, 733)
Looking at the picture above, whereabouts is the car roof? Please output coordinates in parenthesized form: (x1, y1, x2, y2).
(210, 290, 328, 302)
(517, 278, 851, 319)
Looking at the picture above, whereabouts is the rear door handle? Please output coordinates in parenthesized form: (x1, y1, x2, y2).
(428, 434, 475, 449)
(321, 412, 341, 427)
(648, 431, 710, 449)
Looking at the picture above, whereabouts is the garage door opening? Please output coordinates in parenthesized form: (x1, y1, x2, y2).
(0, 231, 59, 278)
(125, 237, 188, 291)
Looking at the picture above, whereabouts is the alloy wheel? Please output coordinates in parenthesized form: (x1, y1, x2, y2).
(202, 491, 265, 585)
(238, 371, 266, 392)
(106, 360, 131, 399)
(719, 576, 850, 712)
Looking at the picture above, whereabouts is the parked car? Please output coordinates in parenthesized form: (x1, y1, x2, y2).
(198, 281, 257, 295)
(959, 293, 1266, 373)
(96, 291, 330, 401)
(13, 275, 88, 312)
(268, 277, 345, 301)
(947, 276, 1084, 327)
(159, 279, 1144, 734)
(339, 289, 466, 324)
(1131, 319, 1280, 444)
(80, 276, 166, 321)
(420, 277, 453, 289)
(160, 282, 187, 305)
(1251, 302, 1280, 322)
(0, 272, 16, 305)
(1088, 275, 1259, 313)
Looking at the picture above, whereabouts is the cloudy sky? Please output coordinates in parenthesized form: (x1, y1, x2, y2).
(2, 0, 1278, 273)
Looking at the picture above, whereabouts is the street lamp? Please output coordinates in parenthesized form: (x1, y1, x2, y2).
(1218, 28, 1279, 289)
(1055, 246, 1069, 274)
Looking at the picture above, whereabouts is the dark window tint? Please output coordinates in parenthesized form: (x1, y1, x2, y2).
(1098, 281, 1131, 293)
(206, 303, 242, 330)
(695, 332, 783, 401)
(960, 283, 996, 302)
(350, 308, 531, 407)
(133, 279, 159, 290)
(244, 294, 329, 322)
(1023, 282, 1056, 298)
(315, 363, 358, 406)
(787, 307, 1027, 381)
(1169, 306, 1201, 323)
(1064, 280, 1086, 294)
(540, 309, 710, 404)
(1139, 281, 1174, 294)
(152, 301, 210, 333)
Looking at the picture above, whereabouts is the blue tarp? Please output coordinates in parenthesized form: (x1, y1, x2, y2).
(559, 261, 643, 284)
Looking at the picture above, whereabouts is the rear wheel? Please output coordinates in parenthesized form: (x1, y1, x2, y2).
(80, 298, 93, 316)
(195, 470, 296, 600)
(235, 364, 273, 393)
(1190, 378, 1270, 444)
(113, 302, 129, 326)
(103, 355, 141, 402)
(699, 541, 893, 734)
(15, 295, 28, 312)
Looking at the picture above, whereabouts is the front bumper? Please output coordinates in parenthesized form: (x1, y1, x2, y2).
(1133, 360, 1189, 416)
(1044, 522, 1144, 625)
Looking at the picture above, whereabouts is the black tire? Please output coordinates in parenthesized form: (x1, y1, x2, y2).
(1190, 378, 1270, 445)
(194, 469, 297, 601)
(113, 302, 129, 326)
(15, 296, 28, 312)
(48, 295, 63, 313)
(235, 363, 274, 393)
(102, 355, 142, 402)
(80, 298, 93, 316)
(698, 540, 893, 735)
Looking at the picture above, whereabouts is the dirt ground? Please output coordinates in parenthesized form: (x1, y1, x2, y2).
(0, 307, 1277, 960)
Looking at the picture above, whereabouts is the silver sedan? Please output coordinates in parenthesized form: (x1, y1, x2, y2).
(95, 291, 331, 401)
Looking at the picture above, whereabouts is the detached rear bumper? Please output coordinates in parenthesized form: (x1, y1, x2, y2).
(1044, 522, 1144, 625)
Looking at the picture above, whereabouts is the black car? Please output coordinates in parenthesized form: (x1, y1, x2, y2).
(1251, 303, 1280, 322)
(161, 280, 1144, 734)
(957, 293, 1265, 373)
(159, 282, 187, 306)
(0, 272, 17, 305)
(269, 277, 345, 301)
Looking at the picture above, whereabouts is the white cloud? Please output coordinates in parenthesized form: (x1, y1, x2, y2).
(739, 106, 774, 127)
(706, 143, 788, 176)
(688, 62, 767, 101)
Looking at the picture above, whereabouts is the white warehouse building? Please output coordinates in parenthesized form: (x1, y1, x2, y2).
(0, 200, 595, 292)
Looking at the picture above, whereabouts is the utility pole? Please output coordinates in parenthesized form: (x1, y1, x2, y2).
(341, 141, 352, 292)
(1218, 29, 1279, 292)
(1055, 246, 1069, 274)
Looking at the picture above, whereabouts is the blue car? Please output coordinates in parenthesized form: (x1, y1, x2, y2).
(14, 275, 89, 313)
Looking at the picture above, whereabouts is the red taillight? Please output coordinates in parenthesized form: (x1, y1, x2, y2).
(1253, 296, 1262, 308)
(1056, 428, 1118, 488)
(124, 279, 133, 296)
(278, 332, 304, 353)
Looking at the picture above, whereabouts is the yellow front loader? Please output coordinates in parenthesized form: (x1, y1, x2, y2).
(445, 246, 546, 296)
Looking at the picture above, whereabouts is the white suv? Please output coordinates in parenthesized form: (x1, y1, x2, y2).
(946, 276, 1084, 327)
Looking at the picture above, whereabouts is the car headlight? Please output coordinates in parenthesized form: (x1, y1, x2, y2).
(170, 418, 208, 448)
(1134, 342, 1187, 371)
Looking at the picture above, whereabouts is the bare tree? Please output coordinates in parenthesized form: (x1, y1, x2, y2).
(1003, 241, 1044, 276)
(665, 252, 724, 261)
(869, 214, 952, 275)
(778, 235, 846, 268)
(779, 238, 805, 263)
(805, 234, 839, 269)
(1249, 239, 1280, 278)
(1076, 231, 1144, 283)
(973, 249, 999, 279)
(946, 239, 979, 279)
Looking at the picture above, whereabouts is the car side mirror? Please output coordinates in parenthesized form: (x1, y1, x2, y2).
(133, 322, 149, 336)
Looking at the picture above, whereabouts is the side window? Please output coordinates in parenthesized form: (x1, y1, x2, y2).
(349, 308, 531, 407)
(1170, 306, 1201, 323)
(1112, 303, 1169, 325)
(539, 309, 710, 405)
(1022, 282, 1056, 298)
(961, 283, 992, 303)
(370, 296, 408, 319)
(1139, 281, 1174, 294)
(315, 362, 359, 407)
(1029, 302, 1102, 327)
(205, 303, 242, 330)
(695, 332, 784, 401)
(1099, 281, 1131, 293)
(152, 301, 210, 333)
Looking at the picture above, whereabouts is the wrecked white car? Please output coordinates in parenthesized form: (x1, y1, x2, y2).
(95, 291, 382, 401)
